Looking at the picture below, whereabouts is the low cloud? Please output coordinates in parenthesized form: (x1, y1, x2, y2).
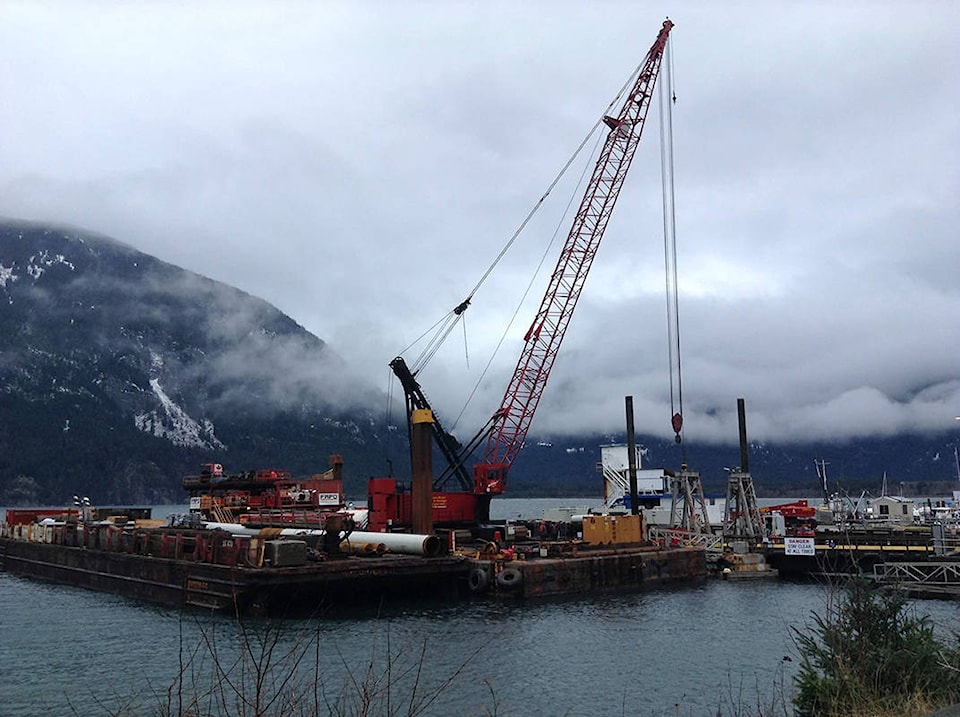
(1, 3, 957, 445)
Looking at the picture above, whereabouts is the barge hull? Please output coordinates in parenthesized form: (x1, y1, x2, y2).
(2, 537, 709, 612)
(468, 546, 706, 598)
(0, 538, 468, 615)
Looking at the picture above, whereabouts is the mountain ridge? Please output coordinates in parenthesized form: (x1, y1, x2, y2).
(1, 218, 957, 507)
(0, 218, 399, 504)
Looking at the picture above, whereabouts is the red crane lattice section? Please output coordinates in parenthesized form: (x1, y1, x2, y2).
(474, 20, 674, 495)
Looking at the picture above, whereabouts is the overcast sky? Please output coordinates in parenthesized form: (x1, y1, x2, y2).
(2, 1, 958, 446)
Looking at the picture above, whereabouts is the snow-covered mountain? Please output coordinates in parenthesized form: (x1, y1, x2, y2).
(0, 219, 396, 504)
(1, 218, 956, 506)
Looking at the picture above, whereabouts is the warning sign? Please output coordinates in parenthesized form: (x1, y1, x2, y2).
(784, 537, 816, 556)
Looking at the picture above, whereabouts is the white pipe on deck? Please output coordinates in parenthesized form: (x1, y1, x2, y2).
(200, 522, 441, 557)
(349, 531, 442, 557)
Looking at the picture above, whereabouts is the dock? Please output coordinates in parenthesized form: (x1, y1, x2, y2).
(764, 525, 947, 577)
(758, 523, 960, 599)
(871, 561, 960, 598)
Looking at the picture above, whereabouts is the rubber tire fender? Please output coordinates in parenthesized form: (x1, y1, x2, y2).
(468, 567, 489, 593)
(496, 566, 523, 591)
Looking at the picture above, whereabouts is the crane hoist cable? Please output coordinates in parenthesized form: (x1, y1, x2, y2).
(658, 29, 684, 449)
(382, 366, 397, 467)
(400, 56, 657, 381)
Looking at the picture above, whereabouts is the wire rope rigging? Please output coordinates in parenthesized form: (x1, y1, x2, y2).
(380, 20, 676, 527)
(401, 48, 668, 381)
(658, 31, 685, 451)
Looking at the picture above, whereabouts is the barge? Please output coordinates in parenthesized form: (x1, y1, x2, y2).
(0, 520, 466, 614)
(0, 459, 707, 614)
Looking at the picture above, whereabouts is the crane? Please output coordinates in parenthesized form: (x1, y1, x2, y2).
(372, 20, 675, 530)
(473, 18, 673, 497)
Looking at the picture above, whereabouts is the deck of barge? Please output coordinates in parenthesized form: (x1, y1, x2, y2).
(1, 535, 707, 614)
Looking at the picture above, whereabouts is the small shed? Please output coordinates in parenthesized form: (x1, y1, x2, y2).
(869, 495, 915, 523)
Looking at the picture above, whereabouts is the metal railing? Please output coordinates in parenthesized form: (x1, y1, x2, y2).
(873, 561, 960, 595)
(648, 526, 724, 555)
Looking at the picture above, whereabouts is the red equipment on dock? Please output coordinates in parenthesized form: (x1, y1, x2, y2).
(760, 500, 817, 537)
(182, 455, 345, 524)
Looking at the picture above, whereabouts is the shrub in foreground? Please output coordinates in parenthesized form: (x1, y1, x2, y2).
(792, 578, 960, 717)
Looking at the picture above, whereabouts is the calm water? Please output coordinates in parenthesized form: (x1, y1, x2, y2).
(2, 499, 958, 717)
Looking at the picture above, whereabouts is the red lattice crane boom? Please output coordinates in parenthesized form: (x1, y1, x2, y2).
(372, 20, 675, 532)
(473, 19, 674, 496)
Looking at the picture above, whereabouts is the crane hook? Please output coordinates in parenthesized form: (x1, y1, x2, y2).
(671, 412, 683, 443)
